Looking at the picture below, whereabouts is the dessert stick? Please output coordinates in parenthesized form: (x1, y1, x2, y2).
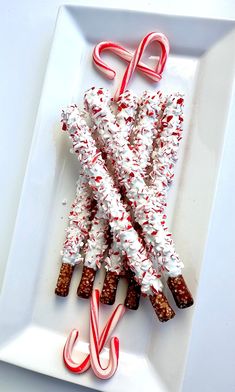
(100, 90, 141, 307)
(85, 87, 193, 308)
(77, 209, 109, 298)
(62, 104, 175, 322)
(55, 172, 94, 296)
(130, 90, 165, 173)
(123, 91, 165, 308)
(149, 93, 193, 307)
(77, 91, 138, 301)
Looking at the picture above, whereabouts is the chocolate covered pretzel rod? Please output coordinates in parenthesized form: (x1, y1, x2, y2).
(55, 173, 94, 296)
(149, 94, 193, 307)
(62, 104, 175, 322)
(85, 87, 193, 309)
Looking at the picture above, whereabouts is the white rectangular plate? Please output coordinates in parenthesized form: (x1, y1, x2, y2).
(1, 5, 235, 392)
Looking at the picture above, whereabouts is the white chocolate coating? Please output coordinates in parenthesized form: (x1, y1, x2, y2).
(131, 91, 164, 173)
(83, 207, 109, 270)
(61, 172, 93, 266)
(106, 90, 139, 274)
(149, 93, 184, 209)
(62, 104, 163, 295)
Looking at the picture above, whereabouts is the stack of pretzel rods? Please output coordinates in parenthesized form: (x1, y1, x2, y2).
(55, 32, 193, 322)
(61, 102, 176, 322)
(85, 87, 193, 309)
(76, 91, 139, 302)
(55, 93, 141, 305)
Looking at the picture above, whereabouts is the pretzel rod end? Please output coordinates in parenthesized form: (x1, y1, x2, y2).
(77, 266, 96, 299)
(100, 271, 120, 305)
(150, 291, 175, 322)
(55, 263, 74, 297)
(167, 275, 194, 309)
(124, 270, 141, 310)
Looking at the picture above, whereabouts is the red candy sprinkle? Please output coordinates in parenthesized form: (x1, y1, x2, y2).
(177, 97, 184, 105)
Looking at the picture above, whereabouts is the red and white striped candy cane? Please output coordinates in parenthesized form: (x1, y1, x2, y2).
(114, 32, 169, 101)
(93, 41, 162, 81)
(63, 290, 125, 373)
(90, 290, 123, 379)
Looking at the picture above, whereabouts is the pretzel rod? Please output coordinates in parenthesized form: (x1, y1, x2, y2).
(149, 94, 193, 307)
(131, 90, 165, 173)
(77, 91, 139, 302)
(77, 209, 109, 298)
(62, 104, 175, 322)
(150, 94, 183, 193)
(55, 173, 94, 296)
(84, 87, 193, 309)
(100, 91, 141, 308)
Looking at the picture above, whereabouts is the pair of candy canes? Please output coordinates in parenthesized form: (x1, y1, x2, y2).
(93, 31, 170, 100)
(64, 289, 125, 379)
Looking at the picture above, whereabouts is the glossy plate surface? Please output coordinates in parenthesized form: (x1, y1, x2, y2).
(0, 5, 235, 392)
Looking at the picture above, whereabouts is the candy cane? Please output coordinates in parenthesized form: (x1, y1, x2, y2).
(90, 290, 122, 379)
(63, 293, 125, 373)
(93, 41, 163, 81)
(114, 32, 170, 101)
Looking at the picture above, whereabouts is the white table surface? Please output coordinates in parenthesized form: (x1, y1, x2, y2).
(1, 0, 235, 391)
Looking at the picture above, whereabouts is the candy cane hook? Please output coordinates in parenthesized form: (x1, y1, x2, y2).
(114, 32, 170, 100)
(93, 41, 162, 82)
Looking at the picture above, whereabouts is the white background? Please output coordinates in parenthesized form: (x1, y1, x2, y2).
(1, 1, 235, 391)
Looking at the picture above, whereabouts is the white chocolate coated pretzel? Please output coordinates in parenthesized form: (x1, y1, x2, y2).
(62, 104, 163, 295)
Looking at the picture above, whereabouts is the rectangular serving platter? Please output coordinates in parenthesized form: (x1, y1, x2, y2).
(1, 5, 235, 392)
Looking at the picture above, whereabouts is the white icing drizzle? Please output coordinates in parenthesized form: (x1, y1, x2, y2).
(62, 104, 163, 295)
